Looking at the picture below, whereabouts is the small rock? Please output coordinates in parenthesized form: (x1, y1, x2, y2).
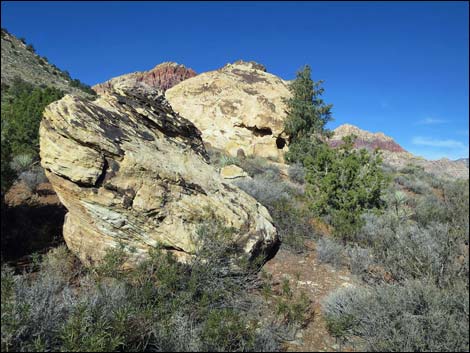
(220, 165, 249, 179)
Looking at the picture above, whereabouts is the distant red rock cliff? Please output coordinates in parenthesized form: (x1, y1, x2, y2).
(328, 124, 468, 179)
(328, 124, 406, 153)
(93, 62, 197, 94)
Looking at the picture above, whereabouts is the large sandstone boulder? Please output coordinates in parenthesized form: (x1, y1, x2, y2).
(93, 62, 197, 95)
(39, 83, 278, 265)
(166, 60, 292, 161)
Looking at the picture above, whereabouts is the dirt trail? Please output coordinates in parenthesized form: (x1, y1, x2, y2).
(264, 240, 357, 352)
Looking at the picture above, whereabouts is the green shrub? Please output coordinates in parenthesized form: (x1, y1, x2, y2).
(304, 137, 387, 242)
(1, 133, 15, 194)
(1, 78, 64, 159)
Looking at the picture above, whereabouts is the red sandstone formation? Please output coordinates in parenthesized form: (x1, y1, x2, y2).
(93, 62, 197, 94)
(329, 124, 406, 153)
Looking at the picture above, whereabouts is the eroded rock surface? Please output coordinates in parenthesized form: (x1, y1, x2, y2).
(40, 83, 278, 265)
(166, 60, 292, 161)
(93, 62, 197, 95)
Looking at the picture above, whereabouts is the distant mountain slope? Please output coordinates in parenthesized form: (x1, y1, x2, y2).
(1, 28, 94, 97)
(92, 62, 197, 94)
(329, 124, 468, 179)
(455, 158, 469, 167)
(330, 124, 406, 153)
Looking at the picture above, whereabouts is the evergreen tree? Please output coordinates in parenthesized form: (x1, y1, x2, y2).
(283, 65, 333, 143)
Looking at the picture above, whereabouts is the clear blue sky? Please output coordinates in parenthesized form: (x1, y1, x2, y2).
(2, 1, 468, 160)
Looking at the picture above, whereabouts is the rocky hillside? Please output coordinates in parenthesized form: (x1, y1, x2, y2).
(456, 157, 469, 167)
(92, 62, 197, 94)
(330, 124, 406, 153)
(166, 60, 292, 161)
(330, 124, 469, 179)
(39, 82, 278, 266)
(1, 29, 93, 97)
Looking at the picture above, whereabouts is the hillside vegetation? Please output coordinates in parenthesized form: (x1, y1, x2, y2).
(0, 59, 468, 352)
(1, 28, 95, 97)
(1, 29, 96, 194)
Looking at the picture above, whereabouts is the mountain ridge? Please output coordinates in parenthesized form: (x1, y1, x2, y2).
(1, 28, 94, 97)
(330, 124, 468, 179)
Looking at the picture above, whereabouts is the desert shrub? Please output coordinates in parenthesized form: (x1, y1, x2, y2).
(9, 154, 33, 174)
(366, 220, 465, 285)
(318, 235, 375, 276)
(234, 170, 291, 207)
(200, 308, 256, 352)
(288, 162, 305, 184)
(414, 193, 447, 226)
(273, 278, 311, 334)
(441, 179, 469, 234)
(395, 174, 431, 194)
(237, 156, 280, 178)
(1, 246, 78, 352)
(18, 166, 49, 191)
(270, 198, 314, 252)
(235, 171, 314, 252)
(69, 78, 97, 96)
(207, 148, 239, 169)
(2, 218, 309, 352)
(323, 280, 469, 351)
(316, 237, 345, 267)
(346, 245, 373, 275)
(400, 164, 426, 176)
(219, 154, 239, 167)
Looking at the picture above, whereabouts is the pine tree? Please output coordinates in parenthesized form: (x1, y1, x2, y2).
(283, 65, 333, 142)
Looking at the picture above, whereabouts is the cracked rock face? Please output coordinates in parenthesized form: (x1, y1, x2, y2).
(165, 60, 291, 161)
(40, 83, 278, 265)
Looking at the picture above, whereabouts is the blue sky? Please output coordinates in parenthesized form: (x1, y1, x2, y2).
(2, 1, 468, 160)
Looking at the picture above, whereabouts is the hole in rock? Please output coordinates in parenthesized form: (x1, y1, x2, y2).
(235, 123, 273, 137)
(276, 136, 286, 149)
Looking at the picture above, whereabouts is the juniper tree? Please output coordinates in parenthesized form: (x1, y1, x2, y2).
(304, 136, 387, 242)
